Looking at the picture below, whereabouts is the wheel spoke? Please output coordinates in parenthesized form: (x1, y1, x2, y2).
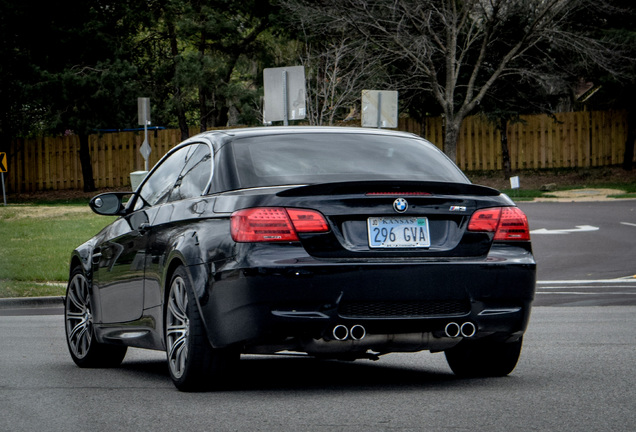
(168, 297, 187, 323)
(173, 279, 187, 316)
(67, 281, 86, 313)
(74, 325, 91, 356)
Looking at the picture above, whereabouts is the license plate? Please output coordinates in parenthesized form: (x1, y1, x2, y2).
(367, 217, 431, 248)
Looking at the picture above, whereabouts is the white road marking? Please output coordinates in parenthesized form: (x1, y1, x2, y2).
(537, 278, 636, 285)
(537, 292, 636, 295)
(530, 225, 599, 235)
(620, 222, 636, 227)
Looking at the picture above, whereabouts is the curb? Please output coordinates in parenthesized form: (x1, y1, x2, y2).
(0, 296, 65, 309)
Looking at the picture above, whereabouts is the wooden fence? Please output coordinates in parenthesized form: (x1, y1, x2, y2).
(3, 110, 633, 193)
(405, 110, 631, 171)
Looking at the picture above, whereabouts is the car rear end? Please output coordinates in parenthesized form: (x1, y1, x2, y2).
(203, 128, 535, 359)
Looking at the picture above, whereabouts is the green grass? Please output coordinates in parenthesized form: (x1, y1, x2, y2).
(0, 205, 115, 298)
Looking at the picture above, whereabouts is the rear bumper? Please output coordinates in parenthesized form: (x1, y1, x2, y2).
(195, 245, 536, 353)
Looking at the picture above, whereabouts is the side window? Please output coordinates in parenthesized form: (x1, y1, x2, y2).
(133, 145, 195, 211)
(169, 144, 212, 202)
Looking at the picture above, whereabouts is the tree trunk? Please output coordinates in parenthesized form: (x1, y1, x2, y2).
(623, 109, 635, 171)
(176, 97, 189, 141)
(212, 106, 229, 128)
(78, 134, 96, 192)
(443, 117, 461, 164)
(500, 118, 512, 179)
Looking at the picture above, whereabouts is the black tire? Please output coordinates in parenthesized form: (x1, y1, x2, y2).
(165, 266, 237, 392)
(445, 337, 523, 378)
(65, 267, 127, 368)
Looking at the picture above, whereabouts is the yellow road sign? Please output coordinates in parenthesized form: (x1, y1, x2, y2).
(0, 152, 7, 172)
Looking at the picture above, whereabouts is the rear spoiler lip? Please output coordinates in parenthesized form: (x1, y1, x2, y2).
(276, 180, 501, 197)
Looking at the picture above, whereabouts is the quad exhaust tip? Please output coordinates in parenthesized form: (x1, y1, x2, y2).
(331, 324, 366, 341)
(331, 322, 474, 341)
(444, 321, 477, 338)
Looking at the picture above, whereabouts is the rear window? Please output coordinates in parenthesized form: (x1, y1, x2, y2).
(231, 132, 469, 188)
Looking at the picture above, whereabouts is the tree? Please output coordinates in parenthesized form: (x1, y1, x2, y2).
(281, 0, 629, 163)
(479, 78, 562, 178)
(176, 0, 278, 130)
(300, 36, 385, 126)
(566, 0, 636, 170)
(1, 0, 144, 191)
(281, 4, 390, 126)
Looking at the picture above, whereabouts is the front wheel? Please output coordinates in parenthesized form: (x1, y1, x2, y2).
(65, 267, 127, 368)
(445, 337, 523, 378)
(165, 266, 237, 391)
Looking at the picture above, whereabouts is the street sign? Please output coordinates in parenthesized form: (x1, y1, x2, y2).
(362, 90, 398, 128)
(137, 98, 152, 170)
(140, 139, 151, 161)
(263, 66, 306, 125)
(138, 98, 151, 126)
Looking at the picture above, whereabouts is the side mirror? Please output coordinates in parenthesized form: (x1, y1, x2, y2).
(89, 192, 133, 216)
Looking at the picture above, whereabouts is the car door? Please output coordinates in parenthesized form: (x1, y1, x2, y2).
(92, 145, 193, 324)
(143, 143, 213, 311)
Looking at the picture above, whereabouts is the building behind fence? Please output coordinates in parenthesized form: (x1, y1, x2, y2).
(3, 110, 633, 193)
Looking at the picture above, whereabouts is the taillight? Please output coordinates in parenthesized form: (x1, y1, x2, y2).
(286, 208, 330, 233)
(468, 207, 530, 241)
(231, 207, 329, 242)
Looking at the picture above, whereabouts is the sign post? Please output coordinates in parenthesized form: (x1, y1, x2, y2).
(1, 152, 7, 206)
(510, 176, 520, 199)
(263, 66, 306, 125)
(137, 98, 152, 171)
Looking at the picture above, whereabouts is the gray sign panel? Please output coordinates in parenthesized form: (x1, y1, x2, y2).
(362, 90, 398, 128)
(263, 66, 306, 124)
(138, 97, 151, 126)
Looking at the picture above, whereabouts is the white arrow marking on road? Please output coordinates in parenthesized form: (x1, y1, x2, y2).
(621, 222, 636, 227)
(530, 225, 599, 235)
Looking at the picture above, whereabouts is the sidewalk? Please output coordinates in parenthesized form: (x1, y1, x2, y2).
(0, 295, 64, 312)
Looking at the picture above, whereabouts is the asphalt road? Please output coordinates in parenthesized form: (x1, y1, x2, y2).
(1, 200, 635, 431)
(1, 308, 635, 432)
(519, 200, 636, 306)
(519, 200, 636, 281)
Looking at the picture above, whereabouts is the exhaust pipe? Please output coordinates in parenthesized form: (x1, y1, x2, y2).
(461, 322, 476, 338)
(350, 325, 366, 341)
(444, 322, 477, 338)
(332, 325, 349, 341)
(444, 322, 461, 338)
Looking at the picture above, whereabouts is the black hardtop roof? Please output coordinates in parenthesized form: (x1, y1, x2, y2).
(193, 126, 421, 140)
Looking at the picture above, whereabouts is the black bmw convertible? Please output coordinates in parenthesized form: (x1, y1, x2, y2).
(65, 127, 535, 391)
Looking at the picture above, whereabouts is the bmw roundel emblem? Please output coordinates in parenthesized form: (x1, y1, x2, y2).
(393, 198, 408, 213)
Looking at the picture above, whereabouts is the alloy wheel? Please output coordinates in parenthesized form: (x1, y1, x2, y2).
(166, 275, 190, 379)
(65, 273, 94, 359)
